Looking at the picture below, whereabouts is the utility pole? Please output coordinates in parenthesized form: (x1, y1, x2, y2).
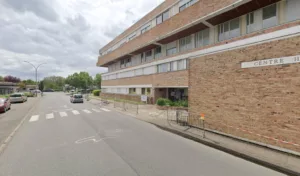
(24, 61, 46, 97)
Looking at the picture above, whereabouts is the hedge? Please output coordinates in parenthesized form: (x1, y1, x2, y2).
(93, 89, 101, 96)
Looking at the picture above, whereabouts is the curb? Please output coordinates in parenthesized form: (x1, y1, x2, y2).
(151, 123, 300, 176)
(0, 98, 41, 155)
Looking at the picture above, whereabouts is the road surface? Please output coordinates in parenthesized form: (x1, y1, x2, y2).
(0, 93, 285, 176)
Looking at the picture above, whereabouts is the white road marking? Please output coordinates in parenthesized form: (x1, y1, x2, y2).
(46, 113, 54, 119)
(75, 136, 118, 144)
(101, 108, 110, 112)
(72, 110, 80, 115)
(59, 112, 68, 117)
(29, 115, 39, 122)
(92, 109, 101, 113)
(83, 109, 92, 114)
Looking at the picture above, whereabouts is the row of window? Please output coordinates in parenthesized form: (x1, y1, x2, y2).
(102, 87, 151, 95)
(104, 0, 300, 79)
(103, 59, 188, 80)
(100, 0, 198, 56)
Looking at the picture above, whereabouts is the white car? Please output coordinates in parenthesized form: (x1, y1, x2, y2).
(10, 93, 27, 103)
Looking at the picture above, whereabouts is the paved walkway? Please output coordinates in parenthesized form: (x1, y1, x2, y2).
(89, 96, 300, 175)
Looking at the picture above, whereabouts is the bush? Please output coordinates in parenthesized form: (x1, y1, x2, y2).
(156, 98, 167, 106)
(93, 89, 101, 96)
(24, 92, 34, 97)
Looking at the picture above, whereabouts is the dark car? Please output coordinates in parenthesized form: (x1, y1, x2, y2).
(0, 98, 11, 113)
(44, 89, 54, 92)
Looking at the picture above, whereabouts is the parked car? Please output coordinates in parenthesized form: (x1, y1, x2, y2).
(44, 89, 54, 92)
(70, 94, 83, 103)
(0, 98, 11, 113)
(10, 93, 27, 103)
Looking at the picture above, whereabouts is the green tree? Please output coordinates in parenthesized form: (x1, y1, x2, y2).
(23, 79, 36, 85)
(18, 82, 26, 89)
(39, 81, 44, 91)
(43, 76, 65, 91)
(94, 73, 102, 88)
(0, 76, 3, 82)
(66, 72, 93, 89)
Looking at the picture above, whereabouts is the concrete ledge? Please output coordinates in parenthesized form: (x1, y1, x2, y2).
(151, 122, 300, 176)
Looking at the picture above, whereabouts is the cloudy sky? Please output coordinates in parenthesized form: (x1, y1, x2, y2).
(0, 0, 164, 80)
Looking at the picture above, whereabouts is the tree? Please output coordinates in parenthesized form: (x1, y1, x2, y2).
(18, 82, 26, 89)
(39, 81, 44, 91)
(65, 72, 93, 89)
(4, 75, 21, 83)
(43, 76, 65, 91)
(94, 74, 102, 88)
(0, 76, 3, 82)
(23, 79, 36, 85)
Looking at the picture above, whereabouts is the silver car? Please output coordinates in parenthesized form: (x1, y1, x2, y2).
(70, 94, 84, 103)
(10, 93, 27, 103)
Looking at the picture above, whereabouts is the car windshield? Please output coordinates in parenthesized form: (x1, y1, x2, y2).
(10, 94, 22, 97)
(74, 95, 82, 98)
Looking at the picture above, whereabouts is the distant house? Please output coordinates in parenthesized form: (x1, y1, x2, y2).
(25, 85, 37, 91)
(0, 82, 18, 95)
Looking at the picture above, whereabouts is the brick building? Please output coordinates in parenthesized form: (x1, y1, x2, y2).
(97, 0, 300, 151)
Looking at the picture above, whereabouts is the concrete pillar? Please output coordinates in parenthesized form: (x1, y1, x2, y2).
(278, 0, 286, 24)
(136, 88, 142, 95)
(191, 33, 195, 49)
(209, 27, 216, 44)
(240, 15, 247, 35)
(161, 44, 167, 57)
(214, 26, 219, 43)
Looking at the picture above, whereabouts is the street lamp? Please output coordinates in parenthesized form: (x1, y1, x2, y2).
(23, 61, 46, 96)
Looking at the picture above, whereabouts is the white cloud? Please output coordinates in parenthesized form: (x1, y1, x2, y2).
(0, 0, 164, 80)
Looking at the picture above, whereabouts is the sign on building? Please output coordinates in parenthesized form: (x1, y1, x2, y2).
(141, 95, 147, 102)
(241, 55, 300, 68)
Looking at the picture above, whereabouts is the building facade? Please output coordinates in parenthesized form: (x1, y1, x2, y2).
(97, 0, 300, 152)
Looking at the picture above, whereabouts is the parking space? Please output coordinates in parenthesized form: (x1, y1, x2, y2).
(0, 97, 40, 145)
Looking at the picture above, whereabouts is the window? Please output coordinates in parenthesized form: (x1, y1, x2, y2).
(156, 15, 162, 25)
(179, 0, 197, 12)
(195, 28, 209, 48)
(129, 88, 136, 94)
(218, 18, 240, 41)
(179, 35, 192, 52)
(163, 10, 169, 21)
(142, 88, 146, 95)
(158, 63, 170, 73)
(128, 33, 136, 41)
(125, 58, 131, 67)
(286, 0, 300, 22)
(120, 59, 125, 68)
(170, 61, 177, 71)
(178, 59, 187, 70)
(141, 53, 144, 63)
(141, 25, 151, 34)
(145, 50, 152, 62)
(156, 10, 169, 25)
(246, 12, 256, 33)
(147, 88, 151, 95)
(154, 47, 162, 59)
(263, 4, 277, 29)
(166, 41, 177, 56)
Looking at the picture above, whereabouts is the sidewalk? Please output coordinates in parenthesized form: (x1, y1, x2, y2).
(89, 97, 300, 175)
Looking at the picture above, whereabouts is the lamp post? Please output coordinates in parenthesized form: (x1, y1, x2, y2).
(24, 61, 46, 96)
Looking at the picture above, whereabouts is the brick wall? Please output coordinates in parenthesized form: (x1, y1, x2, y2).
(100, 0, 177, 53)
(102, 70, 188, 87)
(98, 0, 240, 66)
(189, 35, 300, 152)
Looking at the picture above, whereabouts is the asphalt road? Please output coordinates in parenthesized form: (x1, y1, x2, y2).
(0, 92, 286, 176)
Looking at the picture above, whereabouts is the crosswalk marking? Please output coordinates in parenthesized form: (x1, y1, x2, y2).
(92, 109, 101, 113)
(59, 112, 67, 117)
(83, 109, 92, 114)
(46, 113, 54, 119)
(72, 110, 80, 115)
(29, 115, 39, 122)
(101, 108, 110, 112)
